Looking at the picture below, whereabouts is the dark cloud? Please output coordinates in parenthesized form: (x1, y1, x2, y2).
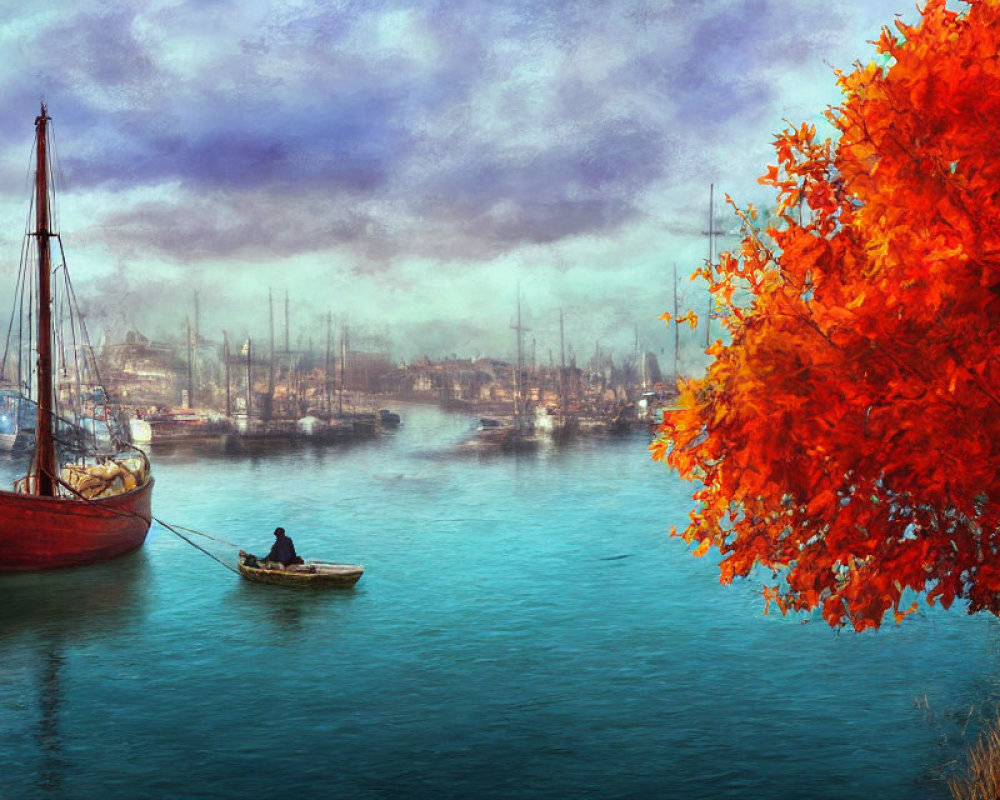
(87, 188, 383, 262)
(52, 10, 157, 86)
(0, 0, 925, 358)
(57, 84, 420, 195)
(2, 1, 690, 258)
(409, 118, 670, 251)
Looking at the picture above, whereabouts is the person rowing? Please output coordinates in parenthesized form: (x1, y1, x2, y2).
(245, 526, 304, 568)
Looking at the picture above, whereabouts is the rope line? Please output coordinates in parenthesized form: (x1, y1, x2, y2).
(153, 516, 240, 575)
(161, 522, 240, 549)
(27, 470, 242, 575)
(14, 464, 243, 575)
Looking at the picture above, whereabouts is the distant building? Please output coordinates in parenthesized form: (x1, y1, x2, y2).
(100, 330, 183, 408)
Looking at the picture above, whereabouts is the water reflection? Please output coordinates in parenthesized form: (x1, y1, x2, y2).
(0, 549, 152, 639)
(0, 404, 976, 800)
(236, 583, 308, 631)
(232, 579, 360, 635)
(35, 647, 66, 795)
(0, 551, 152, 798)
(145, 433, 379, 465)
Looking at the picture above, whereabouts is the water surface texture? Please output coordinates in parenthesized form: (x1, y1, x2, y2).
(1, 404, 997, 799)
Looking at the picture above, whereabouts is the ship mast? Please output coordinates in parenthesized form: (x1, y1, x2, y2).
(559, 308, 566, 413)
(705, 183, 715, 347)
(33, 104, 56, 496)
(325, 311, 332, 414)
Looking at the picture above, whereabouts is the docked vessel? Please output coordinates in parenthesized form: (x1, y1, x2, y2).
(0, 387, 22, 450)
(459, 290, 539, 453)
(0, 105, 154, 571)
(143, 406, 231, 443)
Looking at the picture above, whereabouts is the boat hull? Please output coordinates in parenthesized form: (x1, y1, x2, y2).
(0, 478, 154, 571)
(237, 552, 363, 588)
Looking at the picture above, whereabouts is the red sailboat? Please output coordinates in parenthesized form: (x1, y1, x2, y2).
(0, 105, 153, 571)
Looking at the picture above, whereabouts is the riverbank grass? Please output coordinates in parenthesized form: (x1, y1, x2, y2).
(950, 716, 1000, 800)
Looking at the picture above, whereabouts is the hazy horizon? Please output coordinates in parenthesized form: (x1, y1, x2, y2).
(0, 1, 927, 365)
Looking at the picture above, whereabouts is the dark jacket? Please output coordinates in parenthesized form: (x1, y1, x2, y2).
(264, 532, 299, 565)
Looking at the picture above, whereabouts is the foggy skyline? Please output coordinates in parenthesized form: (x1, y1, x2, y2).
(0, 1, 926, 365)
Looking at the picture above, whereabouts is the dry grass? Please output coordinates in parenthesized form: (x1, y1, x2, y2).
(949, 715, 1000, 800)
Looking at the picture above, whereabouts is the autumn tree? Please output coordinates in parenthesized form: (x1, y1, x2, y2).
(652, 0, 1000, 630)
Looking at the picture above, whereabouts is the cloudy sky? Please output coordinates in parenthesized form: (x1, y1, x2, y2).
(0, 0, 928, 366)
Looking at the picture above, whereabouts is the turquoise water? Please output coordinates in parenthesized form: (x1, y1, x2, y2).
(1, 403, 998, 799)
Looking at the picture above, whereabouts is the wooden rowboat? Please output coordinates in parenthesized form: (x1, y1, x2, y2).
(237, 550, 363, 588)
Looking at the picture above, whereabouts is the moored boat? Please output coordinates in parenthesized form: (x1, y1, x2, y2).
(0, 388, 21, 450)
(378, 408, 401, 428)
(453, 415, 539, 453)
(128, 417, 153, 444)
(237, 550, 363, 588)
(0, 105, 154, 572)
(0, 478, 153, 570)
(144, 407, 232, 443)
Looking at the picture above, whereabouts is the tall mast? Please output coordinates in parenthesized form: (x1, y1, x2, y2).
(186, 316, 194, 408)
(193, 290, 200, 406)
(508, 288, 530, 425)
(223, 330, 232, 417)
(244, 338, 252, 420)
(34, 104, 56, 497)
(267, 289, 274, 421)
(324, 311, 332, 414)
(339, 324, 348, 415)
(516, 295, 522, 421)
(559, 308, 566, 412)
(672, 263, 680, 379)
(705, 183, 715, 347)
(634, 325, 642, 388)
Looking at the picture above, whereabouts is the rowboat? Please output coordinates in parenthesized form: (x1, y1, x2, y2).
(237, 550, 363, 588)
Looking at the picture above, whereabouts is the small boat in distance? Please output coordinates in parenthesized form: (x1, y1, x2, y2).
(378, 409, 401, 428)
(237, 551, 364, 588)
(0, 105, 154, 571)
(0, 387, 21, 450)
(144, 406, 231, 443)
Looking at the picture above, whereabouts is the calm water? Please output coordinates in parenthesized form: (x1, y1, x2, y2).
(1, 403, 998, 799)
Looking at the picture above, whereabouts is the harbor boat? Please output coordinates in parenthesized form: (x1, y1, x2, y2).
(144, 406, 232, 443)
(474, 416, 517, 446)
(532, 403, 575, 443)
(128, 416, 153, 445)
(378, 409, 401, 428)
(295, 414, 327, 437)
(0, 105, 154, 571)
(606, 401, 638, 434)
(457, 415, 537, 451)
(237, 551, 364, 588)
(501, 287, 538, 451)
(0, 387, 22, 450)
(457, 289, 540, 454)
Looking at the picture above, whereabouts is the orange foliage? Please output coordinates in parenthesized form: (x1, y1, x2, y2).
(652, 0, 1000, 630)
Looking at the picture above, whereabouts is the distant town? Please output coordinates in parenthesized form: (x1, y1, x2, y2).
(97, 322, 677, 448)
